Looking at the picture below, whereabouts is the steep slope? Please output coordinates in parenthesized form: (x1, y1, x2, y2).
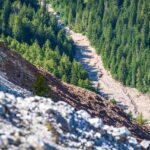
(49, 0, 150, 93)
(0, 43, 150, 141)
(0, 71, 32, 97)
(0, 91, 149, 150)
(45, 3, 150, 123)
(0, 0, 93, 91)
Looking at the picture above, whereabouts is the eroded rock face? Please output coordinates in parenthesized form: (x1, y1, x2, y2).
(0, 91, 148, 150)
(0, 71, 32, 97)
(1, 44, 150, 141)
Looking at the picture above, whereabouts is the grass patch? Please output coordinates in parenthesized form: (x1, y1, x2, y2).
(45, 121, 58, 142)
(135, 113, 147, 126)
(111, 99, 117, 105)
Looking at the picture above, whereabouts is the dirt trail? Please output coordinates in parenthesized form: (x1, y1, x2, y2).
(47, 4, 150, 123)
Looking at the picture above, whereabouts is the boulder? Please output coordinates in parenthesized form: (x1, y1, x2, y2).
(140, 140, 150, 150)
(0, 92, 5, 100)
(0, 105, 5, 116)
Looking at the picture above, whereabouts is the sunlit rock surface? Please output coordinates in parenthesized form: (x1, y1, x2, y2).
(0, 91, 148, 150)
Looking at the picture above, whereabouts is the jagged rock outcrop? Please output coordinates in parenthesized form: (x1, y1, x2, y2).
(0, 71, 32, 97)
(0, 43, 150, 142)
(0, 91, 149, 150)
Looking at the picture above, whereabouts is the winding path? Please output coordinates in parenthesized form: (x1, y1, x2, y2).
(46, 4, 150, 123)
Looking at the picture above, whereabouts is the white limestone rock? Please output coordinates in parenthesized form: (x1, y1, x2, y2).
(0, 91, 146, 150)
(140, 140, 150, 149)
(0, 105, 5, 115)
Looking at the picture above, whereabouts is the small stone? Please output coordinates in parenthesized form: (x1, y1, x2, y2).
(0, 105, 5, 116)
(1, 135, 9, 145)
(140, 140, 150, 149)
(16, 97, 23, 101)
(115, 136, 121, 141)
(88, 118, 103, 128)
(8, 137, 15, 145)
(94, 132, 101, 139)
(0, 92, 5, 100)
(103, 125, 110, 131)
(119, 127, 131, 137)
(24, 97, 35, 102)
(111, 127, 131, 142)
(0, 139, 3, 147)
(34, 96, 42, 100)
(86, 141, 93, 148)
(5, 93, 15, 101)
(128, 137, 138, 145)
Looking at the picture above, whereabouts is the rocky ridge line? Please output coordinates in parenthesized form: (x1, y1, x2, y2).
(0, 91, 150, 150)
(1, 42, 150, 141)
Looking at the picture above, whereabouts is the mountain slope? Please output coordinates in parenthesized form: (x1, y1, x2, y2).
(49, 0, 150, 93)
(44, 2, 150, 125)
(0, 71, 31, 97)
(1, 91, 149, 149)
(0, 0, 94, 91)
(0, 43, 150, 141)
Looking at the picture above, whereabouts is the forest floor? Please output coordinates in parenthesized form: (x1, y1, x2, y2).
(46, 4, 150, 123)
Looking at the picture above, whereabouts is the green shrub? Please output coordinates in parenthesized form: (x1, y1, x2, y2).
(45, 121, 58, 142)
(127, 111, 134, 121)
(32, 74, 49, 96)
(136, 113, 147, 126)
(111, 99, 117, 105)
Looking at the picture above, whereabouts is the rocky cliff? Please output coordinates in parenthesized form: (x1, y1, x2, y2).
(0, 43, 150, 149)
(0, 91, 150, 150)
